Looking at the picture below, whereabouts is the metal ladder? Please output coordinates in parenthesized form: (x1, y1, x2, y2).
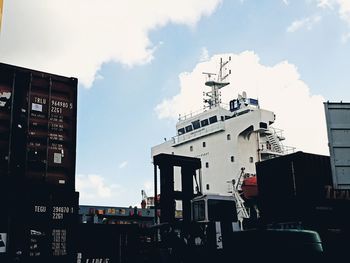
(266, 133, 283, 153)
(230, 168, 250, 230)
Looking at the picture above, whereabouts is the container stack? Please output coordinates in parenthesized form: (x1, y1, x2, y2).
(256, 151, 333, 224)
(256, 151, 350, 258)
(0, 63, 79, 263)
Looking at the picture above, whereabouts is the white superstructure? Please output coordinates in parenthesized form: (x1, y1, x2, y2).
(152, 58, 294, 196)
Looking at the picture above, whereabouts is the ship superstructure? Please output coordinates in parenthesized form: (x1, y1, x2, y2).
(151, 58, 294, 196)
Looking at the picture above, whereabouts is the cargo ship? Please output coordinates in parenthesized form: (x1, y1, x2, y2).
(1, 61, 348, 263)
(148, 59, 350, 260)
(151, 57, 294, 208)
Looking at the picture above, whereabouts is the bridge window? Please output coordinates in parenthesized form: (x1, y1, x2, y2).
(201, 119, 209, 127)
(231, 156, 234, 162)
(249, 157, 254, 163)
(203, 142, 206, 148)
(190, 146, 193, 152)
(205, 162, 209, 168)
(178, 128, 185, 135)
(209, 116, 217, 124)
(185, 125, 193, 132)
(227, 134, 231, 140)
(192, 120, 200, 130)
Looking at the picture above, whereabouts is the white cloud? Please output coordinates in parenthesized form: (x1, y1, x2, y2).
(0, 0, 221, 87)
(287, 15, 322, 32)
(317, 0, 335, 9)
(95, 74, 104, 81)
(338, 0, 350, 24)
(316, 0, 350, 42)
(155, 51, 329, 155)
(317, 0, 350, 25)
(282, 0, 290, 6)
(199, 47, 210, 62)
(76, 174, 122, 205)
(118, 161, 128, 169)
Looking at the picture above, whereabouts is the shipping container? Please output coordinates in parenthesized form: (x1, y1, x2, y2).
(256, 152, 350, 258)
(0, 63, 77, 189)
(324, 102, 350, 189)
(256, 151, 333, 223)
(5, 187, 79, 263)
(75, 224, 139, 263)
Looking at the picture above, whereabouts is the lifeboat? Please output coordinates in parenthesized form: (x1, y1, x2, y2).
(241, 176, 258, 199)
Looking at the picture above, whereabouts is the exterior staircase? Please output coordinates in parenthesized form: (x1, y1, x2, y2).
(266, 133, 283, 154)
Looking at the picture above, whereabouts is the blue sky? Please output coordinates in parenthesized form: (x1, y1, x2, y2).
(1, 0, 349, 206)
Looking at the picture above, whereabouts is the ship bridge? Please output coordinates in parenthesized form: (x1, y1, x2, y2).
(173, 95, 261, 146)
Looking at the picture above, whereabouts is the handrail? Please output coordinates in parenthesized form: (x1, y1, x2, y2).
(269, 127, 285, 139)
(178, 104, 230, 121)
(260, 142, 296, 155)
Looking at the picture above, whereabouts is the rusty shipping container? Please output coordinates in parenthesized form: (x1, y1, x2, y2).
(0, 63, 77, 189)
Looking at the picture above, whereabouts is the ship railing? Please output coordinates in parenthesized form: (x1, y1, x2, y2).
(178, 104, 230, 121)
(178, 108, 205, 121)
(281, 145, 296, 155)
(172, 121, 226, 145)
(260, 142, 296, 155)
(269, 127, 286, 141)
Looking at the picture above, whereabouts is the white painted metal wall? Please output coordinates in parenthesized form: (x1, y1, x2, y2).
(151, 106, 275, 196)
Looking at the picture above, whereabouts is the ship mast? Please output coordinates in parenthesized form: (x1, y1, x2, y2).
(202, 57, 231, 109)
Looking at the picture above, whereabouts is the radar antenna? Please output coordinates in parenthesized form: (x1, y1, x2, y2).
(202, 57, 232, 109)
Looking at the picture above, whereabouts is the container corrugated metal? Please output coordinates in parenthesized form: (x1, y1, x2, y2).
(256, 151, 333, 223)
(0, 63, 77, 189)
(324, 102, 350, 189)
(0, 180, 9, 262)
(7, 187, 79, 263)
(75, 224, 139, 263)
